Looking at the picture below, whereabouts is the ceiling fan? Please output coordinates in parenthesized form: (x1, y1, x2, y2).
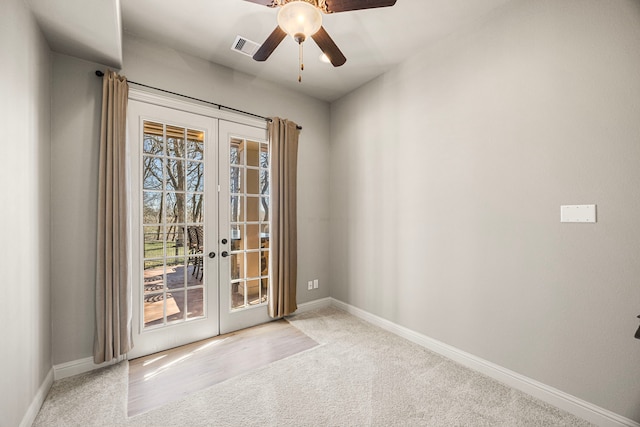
(244, 0, 397, 81)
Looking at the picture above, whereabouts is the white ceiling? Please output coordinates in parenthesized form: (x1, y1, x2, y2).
(29, 0, 514, 102)
(27, 0, 123, 68)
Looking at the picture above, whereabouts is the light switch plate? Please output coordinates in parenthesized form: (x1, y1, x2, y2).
(561, 205, 596, 223)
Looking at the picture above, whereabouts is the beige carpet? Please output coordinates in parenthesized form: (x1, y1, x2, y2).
(34, 307, 593, 426)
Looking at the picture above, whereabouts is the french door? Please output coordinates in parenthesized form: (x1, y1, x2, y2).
(127, 97, 271, 359)
(218, 121, 272, 334)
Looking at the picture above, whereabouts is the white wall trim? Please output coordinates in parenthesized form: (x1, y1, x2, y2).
(49, 297, 637, 426)
(53, 355, 126, 380)
(50, 297, 334, 381)
(128, 88, 267, 129)
(329, 298, 640, 427)
(19, 367, 53, 427)
(292, 297, 333, 315)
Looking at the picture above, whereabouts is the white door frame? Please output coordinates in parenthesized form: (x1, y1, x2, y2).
(127, 89, 269, 359)
(128, 89, 267, 130)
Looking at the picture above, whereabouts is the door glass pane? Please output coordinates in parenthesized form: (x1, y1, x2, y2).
(230, 167, 243, 194)
(187, 226, 203, 286)
(187, 288, 204, 319)
(230, 196, 244, 223)
(144, 293, 167, 327)
(260, 278, 269, 304)
(166, 125, 185, 157)
(144, 261, 164, 294)
(143, 226, 164, 258)
(166, 159, 186, 191)
(246, 169, 259, 194)
(261, 251, 269, 279)
(186, 193, 204, 223)
(246, 252, 260, 278)
(246, 224, 260, 250)
(141, 121, 206, 329)
(228, 137, 270, 311)
(143, 122, 164, 155)
(187, 259, 203, 287)
(187, 162, 204, 192)
(143, 156, 163, 190)
(166, 192, 185, 224)
(187, 129, 204, 160)
(260, 197, 269, 222)
(143, 192, 162, 224)
(166, 258, 185, 290)
(166, 226, 185, 257)
(187, 226, 203, 255)
(260, 170, 269, 195)
(260, 143, 269, 168)
(246, 197, 259, 222)
(246, 279, 260, 304)
(231, 225, 244, 251)
(230, 253, 244, 280)
(246, 140, 260, 167)
(230, 138, 243, 165)
(166, 289, 184, 323)
(231, 282, 244, 309)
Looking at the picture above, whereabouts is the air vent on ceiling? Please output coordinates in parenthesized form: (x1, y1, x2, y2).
(231, 35, 260, 57)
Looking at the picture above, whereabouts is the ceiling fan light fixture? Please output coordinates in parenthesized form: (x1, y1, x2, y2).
(277, 1, 322, 43)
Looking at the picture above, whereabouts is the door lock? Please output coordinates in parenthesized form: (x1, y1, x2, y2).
(208, 252, 216, 259)
(221, 238, 228, 244)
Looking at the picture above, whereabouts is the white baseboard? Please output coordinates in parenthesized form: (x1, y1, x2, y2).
(53, 298, 334, 381)
(53, 299, 334, 380)
(330, 298, 640, 427)
(49, 297, 637, 426)
(19, 367, 53, 427)
(53, 355, 126, 380)
(292, 297, 333, 315)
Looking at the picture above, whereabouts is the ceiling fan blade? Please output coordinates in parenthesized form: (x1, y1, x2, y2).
(311, 26, 347, 67)
(253, 26, 287, 61)
(243, 0, 277, 7)
(324, 0, 396, 13)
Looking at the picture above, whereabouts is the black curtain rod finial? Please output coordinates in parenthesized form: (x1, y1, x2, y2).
(95, 70, 104, 77)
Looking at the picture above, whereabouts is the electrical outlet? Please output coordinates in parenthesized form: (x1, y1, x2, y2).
(313, 279, 319, 289)
(308, 280, 313, 290)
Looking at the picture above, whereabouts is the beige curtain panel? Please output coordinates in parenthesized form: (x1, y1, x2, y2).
(268, 118, 300, 318)
(94, 70, 133, 364)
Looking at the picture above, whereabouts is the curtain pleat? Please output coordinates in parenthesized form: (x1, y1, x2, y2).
(94, 70, 132, 364)
(268, 118, 300, 318)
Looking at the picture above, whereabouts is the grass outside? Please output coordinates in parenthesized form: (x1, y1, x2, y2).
(144, 240, 188, 268)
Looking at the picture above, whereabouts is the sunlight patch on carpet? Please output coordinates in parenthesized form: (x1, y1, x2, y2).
(127, 319, 318, 416)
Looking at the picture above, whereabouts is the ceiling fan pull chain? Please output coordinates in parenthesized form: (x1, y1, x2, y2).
(298, 41, 304, 83)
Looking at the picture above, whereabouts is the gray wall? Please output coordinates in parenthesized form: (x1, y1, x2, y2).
(51, 35, 331, 364)
(50, 54, 104, 365)
(0, 0, 52, 425)
(329, 0, 640, 421)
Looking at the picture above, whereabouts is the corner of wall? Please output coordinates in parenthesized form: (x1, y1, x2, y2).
(19, 368, 54, 427)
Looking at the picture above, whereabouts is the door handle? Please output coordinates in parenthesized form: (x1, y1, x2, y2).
(221, 251, 229, 258)
(208, 251, 216, 259)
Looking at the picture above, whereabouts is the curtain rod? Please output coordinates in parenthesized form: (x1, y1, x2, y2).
(95, 70, 302, 130)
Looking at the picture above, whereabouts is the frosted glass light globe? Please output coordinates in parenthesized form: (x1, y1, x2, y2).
(277, 1, 322, 43)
